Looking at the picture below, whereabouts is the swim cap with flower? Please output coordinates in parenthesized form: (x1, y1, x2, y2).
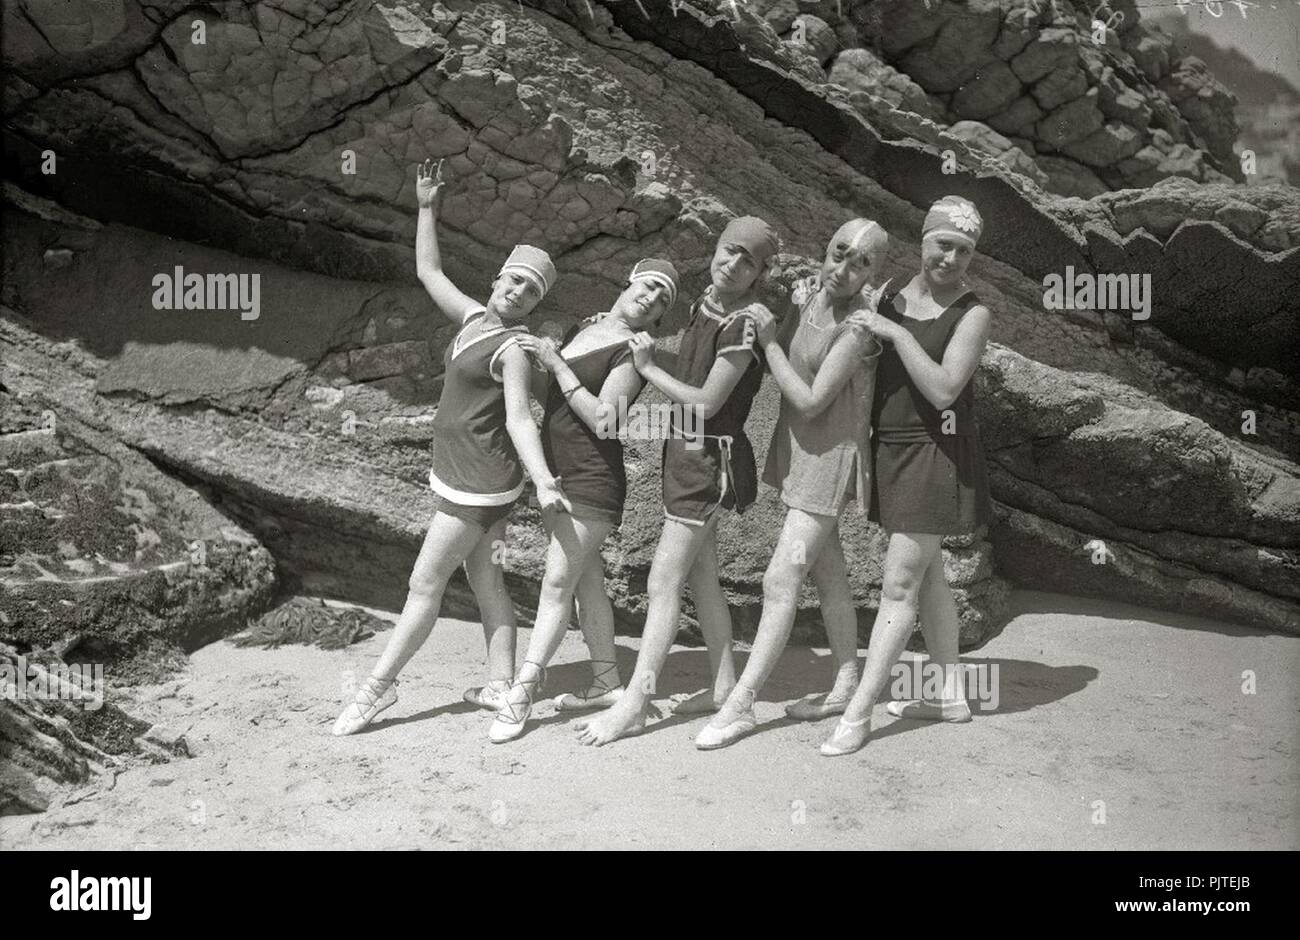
(922, 196, 983, 248)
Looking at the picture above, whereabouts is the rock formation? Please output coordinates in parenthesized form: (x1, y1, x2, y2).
(1, 367, 277, 672)
(0, 641, 158, 815)
(1, 0, 1297, 727)
(1156, 12, 1300, 188)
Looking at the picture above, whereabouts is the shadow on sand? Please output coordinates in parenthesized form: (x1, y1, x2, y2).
(524, 642, 1098, 743)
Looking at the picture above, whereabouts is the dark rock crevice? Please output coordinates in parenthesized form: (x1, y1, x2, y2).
(564, 0, 1297, 380)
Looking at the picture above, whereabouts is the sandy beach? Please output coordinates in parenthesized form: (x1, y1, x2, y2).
(2, 589, 1296, 851)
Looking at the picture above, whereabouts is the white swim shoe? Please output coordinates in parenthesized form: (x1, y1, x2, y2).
(885, 698, 972, 722)
(489, 663, 546, 744)
(555, 660, 624, 712)
(464, 681, 510, 711)
(332, 676, 399, 736)
(819, 714, 870, 757)
(695, 685, 758, 750)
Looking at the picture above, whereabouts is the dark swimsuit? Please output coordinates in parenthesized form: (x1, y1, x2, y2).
(661, 289, 767, 525)
(541, 319, 643, 527)
(868, 280, 993, 534)
(429, 308, 528, 530)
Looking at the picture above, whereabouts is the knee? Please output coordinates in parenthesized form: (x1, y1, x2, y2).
(762, 563, 803, 607)
(540, 563, 580, 599)
(408, 564, 450, 600)
(880, 565, 924, 605)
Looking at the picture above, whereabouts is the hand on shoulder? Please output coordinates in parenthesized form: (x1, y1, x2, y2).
(750, 307, 778, 347)
(731, 302, 770, 350)
(790, 275, 818, 308)
(845, 308, 902, 344)
(853, 281, 885, 314)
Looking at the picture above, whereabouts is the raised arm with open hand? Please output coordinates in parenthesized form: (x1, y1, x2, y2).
(414, 158, 482, 324)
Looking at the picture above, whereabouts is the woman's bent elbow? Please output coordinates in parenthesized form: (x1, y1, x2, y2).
(505, 417, 534, 440)
(929, 389, 961, 412)
(796, 396, 831, 419)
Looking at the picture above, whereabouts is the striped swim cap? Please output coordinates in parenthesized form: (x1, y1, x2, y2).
(498, 244, 557, 296)
(829, 218, 889, 260)
(629, 258, 680, 307)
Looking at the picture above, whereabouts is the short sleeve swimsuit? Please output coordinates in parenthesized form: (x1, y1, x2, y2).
(429, 308, 530, 529)
(661, 288, 767, 525)
(541, 317, 642, 527)
(868, 280, 993, 534)
(762, 280, 883, 517)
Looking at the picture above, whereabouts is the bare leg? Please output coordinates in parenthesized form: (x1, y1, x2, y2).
(462, 515, 520, 690)
(916, 551, 960, 674)
(575, 516, 715, 746)
(822, 532, 941, 755)
(675, 521, 742, 714)
(887, 549, 972, 721)
(559, 552, 624, 706)
(790, 525, 862, 716)
(696, 509, 837, 746)
(705, 509, 836, 719)
(333, 510, 485, 735)
(371, 511, 486, 680)
(492, 512, 612, 738)
(575, 554, 618, 669)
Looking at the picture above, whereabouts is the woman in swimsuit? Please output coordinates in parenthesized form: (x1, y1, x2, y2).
(332, 159, 570, 736)
(695, 218, 887, 750)
(820, 196, 994, 756)
(573, 216, 781, 747)
(487, 260, 682, 742)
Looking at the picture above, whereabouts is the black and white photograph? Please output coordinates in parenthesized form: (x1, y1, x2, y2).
(1, 0, 1297, 873)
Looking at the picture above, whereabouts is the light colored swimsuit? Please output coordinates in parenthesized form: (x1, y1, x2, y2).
(762, 281, 881, 517)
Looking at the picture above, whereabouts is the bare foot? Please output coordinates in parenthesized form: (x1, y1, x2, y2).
(673, 684, 733, 715)
(574, 698, 646, 746)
